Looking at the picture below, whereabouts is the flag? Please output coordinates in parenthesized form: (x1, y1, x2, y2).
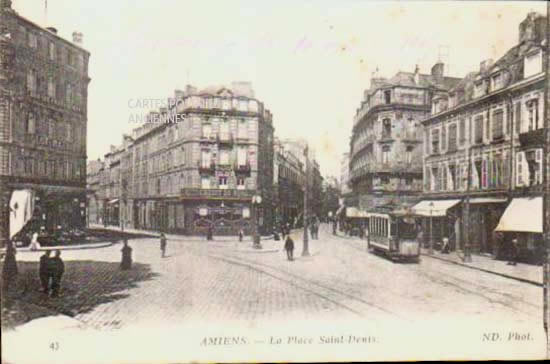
(9, 189, 34, 239)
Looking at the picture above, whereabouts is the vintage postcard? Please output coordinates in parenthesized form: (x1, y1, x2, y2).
(1, 0, 549, 362)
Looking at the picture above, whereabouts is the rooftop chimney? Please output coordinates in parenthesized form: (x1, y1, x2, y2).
(413, 64, 420, 85)
(174, 89, 184, 100)
(231, 81, 254, 98)
(431, 61, 444, 83)
(185, 85, 197, 96)
(519, 12, 546, 44)
(479, 59, 493, 74)
(72, 31, 83, 45)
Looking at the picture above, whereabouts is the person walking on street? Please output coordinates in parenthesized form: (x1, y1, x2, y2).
(507, 238, 519, 265)
(2, 241, 18, 293)
(50, 250, 64, 298)
(206, 226, 213, 241)
(284, 235, 295, 261)
(120, 240, 133, 270)
(238, 229, 244, 242)
(39, 250, 51, 293)
(160, 233, 167, 258)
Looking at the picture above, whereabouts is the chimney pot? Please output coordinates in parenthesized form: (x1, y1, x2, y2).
(72, 31, 83, 45)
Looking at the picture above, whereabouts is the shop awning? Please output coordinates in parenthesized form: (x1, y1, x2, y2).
(469, 197, 508, 204)
(346, 207, 369, 218)
(411, 199, 461, 217)
(495, 197, 542, 233)
(108, 199, 119, 204)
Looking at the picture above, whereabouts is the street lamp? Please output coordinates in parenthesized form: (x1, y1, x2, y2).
(251, 194, 262, 249)
(429, 201, 434, 255)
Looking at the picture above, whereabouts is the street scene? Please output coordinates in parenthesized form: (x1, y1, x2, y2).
(1, 0, 550, 362)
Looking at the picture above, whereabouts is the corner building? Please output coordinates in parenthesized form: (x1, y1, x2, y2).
(0, 0, 90, 245)
(349, 63, 460, 211)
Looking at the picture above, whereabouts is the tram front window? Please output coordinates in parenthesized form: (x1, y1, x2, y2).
(398, 218, 417, 239)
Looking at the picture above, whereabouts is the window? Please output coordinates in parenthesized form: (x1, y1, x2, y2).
(219, 119, 229, 138)
(382, 119, 391, 138)
(201, 150, 210, 167)
(492, 110, 504, 140)
(219, 150, 229, 165)
(201, 176, 211, 189)
(527, 99, 539, 130)
(237, 147, 247, 166)
(431, 167, 439, 191)
(47, 77, 55, 98)
(381, 176, 390, 185)
(382, 145, 390, 164)
(441, 124, 447, 151)
(28, 32, 37, 48)
(238, 119, 248, 138)
(448, 124, 457, 151)
(25, 113, 36, 134)
(49, 42, 55, 60)
(459, 119, 466, 145)
(524, 51, 542, 78)
(474, 115, 483, 144)
(515, 102, 522, 133)
(202, 122, 211, 138)
(431, 129, 439, 154)
(66, 83, 73, 105)
(384, 90, 391, 104)
(405, 146, 413, 164)
(441, 165, 447, 191)
(491, 72, 503, 91)
(26, 70, 36, 94)
(218, 176, 228, 189)
(238, 99, 248, 111)
(237, 177, 246, 190)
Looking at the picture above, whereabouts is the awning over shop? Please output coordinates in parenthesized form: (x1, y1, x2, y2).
(495, 197, 542, 233)
(108, 199, 119, 204)
(346, 207, 369, 218)
(411, 199, 461, 217)
(469, 197, 508, 204)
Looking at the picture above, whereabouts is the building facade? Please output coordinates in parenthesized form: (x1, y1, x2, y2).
(89, 82, 275, 236)
(349, 63, 460, 212)
(0, 1, 90, 245)
(420, 12, 546, 260)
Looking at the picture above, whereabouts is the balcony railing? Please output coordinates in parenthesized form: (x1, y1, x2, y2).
(180, 188, 255, 199)
(197, 161, 216, 174)
(519, 128, 544, 148)
(234, 162, 251, 174)
(217, 132, 233, 145)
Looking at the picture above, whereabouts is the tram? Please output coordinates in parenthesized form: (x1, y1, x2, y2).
(367, 210, 420, 262)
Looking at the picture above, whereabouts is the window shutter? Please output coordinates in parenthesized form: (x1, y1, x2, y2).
(536, 149, 542, 184)
(515, 102, 522, 133)
(482, 158, 487, 189)
(516, 153, 523, 186)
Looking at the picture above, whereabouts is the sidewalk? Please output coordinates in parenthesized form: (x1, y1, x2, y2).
(334, 233, 542, 287)
(421, 248, 542, 287)
(88, 223, 277, 244)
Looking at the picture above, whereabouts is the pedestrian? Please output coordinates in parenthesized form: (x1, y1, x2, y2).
(206, 226, 213, 241)
(507, 238, 519, 266)
(29, 231, 41, 251)
(39, 250, 51, 293)
(238, 229, 244, 242)
(332, 220, 337, 235)
(50, 250, 64, 298)
(2, 241, 18, 293)
(281, 224, 286, 240)
(160, 233, 167, 258)
(284, 235, 295, 261)
(120, 240, 133, 270)
(441, 237, 450, 254)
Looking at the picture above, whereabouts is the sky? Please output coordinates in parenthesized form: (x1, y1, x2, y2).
(12, 0, 547, 178)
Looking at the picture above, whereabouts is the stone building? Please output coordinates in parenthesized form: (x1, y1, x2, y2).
(0, 1, 90, 245)
(349, 62, 460, 212)
(419, 12, 546, 260)
(90, 82, 275, 236)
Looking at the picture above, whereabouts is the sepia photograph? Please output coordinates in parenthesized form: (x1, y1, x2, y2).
(1, 0, 550, 362)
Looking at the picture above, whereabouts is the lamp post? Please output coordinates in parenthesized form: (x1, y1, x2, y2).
(251, 194, 262, 249)
(429, 201, 434, 255)
(302, 144, 310, 257)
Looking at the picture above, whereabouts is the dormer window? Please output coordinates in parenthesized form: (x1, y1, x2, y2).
(491, 72, 503, 91)
(384, 90, 391, 104)
(474, 81, 485, 98)
(524, 50, 542, 78)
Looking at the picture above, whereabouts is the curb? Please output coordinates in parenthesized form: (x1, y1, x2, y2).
(3, 241, 116, 253)
(421, 253, 542, 287)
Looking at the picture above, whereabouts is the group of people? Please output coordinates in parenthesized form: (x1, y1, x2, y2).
(39, 250, 65, 297)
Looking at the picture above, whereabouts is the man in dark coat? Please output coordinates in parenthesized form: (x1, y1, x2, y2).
(160, 233, 167, 258)
(49, 250, 64, 298)
(284, 235, 295, 261)
(39, 250, 51, 293)
(120, 240, 132, 270)
(507, 238, 519, 266)
(206, 226, 213, 241)
(2, 241, 18, 292)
